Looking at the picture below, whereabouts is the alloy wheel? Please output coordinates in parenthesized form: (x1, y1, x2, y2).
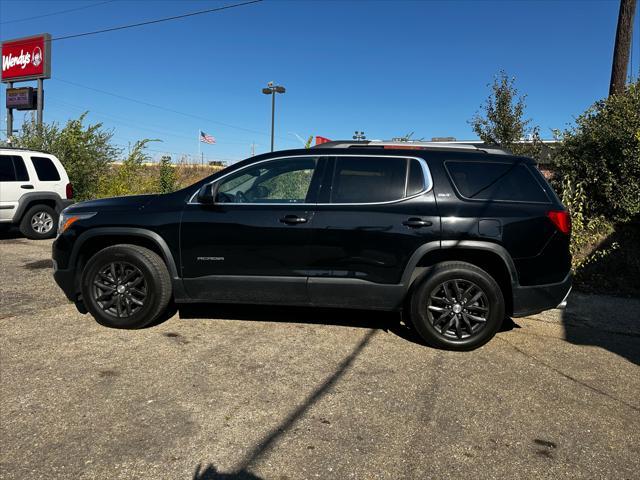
(426, 279, 490, 340)
(31, 211, 53, 234)
(92, 262, 147, 318)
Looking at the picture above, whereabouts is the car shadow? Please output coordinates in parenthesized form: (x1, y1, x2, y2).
(561, 291, 640, 366)
(0, 226, 22, 240)
(177, 303, 427, 346)
(176, 303, 518, 347)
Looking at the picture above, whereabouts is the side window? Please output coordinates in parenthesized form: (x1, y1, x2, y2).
(446, 161, 550, 203)
(331, 156, 407, 203)
(406, 159, 425, 196)
(0, 155, 17, 181)
(13, 156, 29, 181)
(0, 155, 29, 182)
(31, 156, 61, 181)
(217, 157, 317, 203)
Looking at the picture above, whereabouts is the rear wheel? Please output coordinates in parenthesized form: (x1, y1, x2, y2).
(81, 244, 172, 329)
(409, 261, 504, 351)
(20, 205, 57, 239)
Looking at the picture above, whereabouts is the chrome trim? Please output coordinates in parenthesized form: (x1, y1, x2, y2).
(556, 287, 572, 310)
(188, 154, 434, 206)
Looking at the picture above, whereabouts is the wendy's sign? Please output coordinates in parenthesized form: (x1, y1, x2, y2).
(1, 33, 51, 83)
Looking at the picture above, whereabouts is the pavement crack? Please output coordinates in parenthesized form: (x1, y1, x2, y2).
(497, 336, 640, 413)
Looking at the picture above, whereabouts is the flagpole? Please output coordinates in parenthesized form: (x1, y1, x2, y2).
(197, 130, 201, 166)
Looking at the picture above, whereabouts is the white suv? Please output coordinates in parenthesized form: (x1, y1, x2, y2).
(0, 148, 73, 239)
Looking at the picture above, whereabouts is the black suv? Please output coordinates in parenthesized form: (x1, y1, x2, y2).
(52, 141, 572, 350)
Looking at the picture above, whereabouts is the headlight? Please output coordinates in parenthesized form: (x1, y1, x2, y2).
(57, 211, 97, 236)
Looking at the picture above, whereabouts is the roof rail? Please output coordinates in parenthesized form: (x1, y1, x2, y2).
(0, 145, 50, 154)
(311, 140, 511, 155)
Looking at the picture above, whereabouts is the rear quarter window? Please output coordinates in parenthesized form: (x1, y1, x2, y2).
(31, 156, 61, 181)
(445, 161, 550, 203)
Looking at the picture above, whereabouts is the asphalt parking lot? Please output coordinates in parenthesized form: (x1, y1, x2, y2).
(1, 235, 639, 480)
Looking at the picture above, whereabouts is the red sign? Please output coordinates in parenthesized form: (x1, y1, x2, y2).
(1, 34, 51, 83)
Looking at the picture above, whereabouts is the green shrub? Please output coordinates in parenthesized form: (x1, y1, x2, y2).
(554, 81, 640, 223)
(98, 139, 158, 197)
(12, 113, 120, 201)
(158, 155, 178, 193)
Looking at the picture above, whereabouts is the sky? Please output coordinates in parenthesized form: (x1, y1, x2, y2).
(1, 0, 639, 163)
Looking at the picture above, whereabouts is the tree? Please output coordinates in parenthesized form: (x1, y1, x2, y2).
(13, 113, 120, 201)
(158, 155, 177, 193)
(470, 71, 542, 158)
(555, 80, 640, 222)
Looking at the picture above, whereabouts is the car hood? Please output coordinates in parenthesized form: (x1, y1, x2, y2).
(65, 194, 158, 213)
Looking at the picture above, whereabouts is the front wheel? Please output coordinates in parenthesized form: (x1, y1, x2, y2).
(81, 244, 172, 329)
(409, 261, 505, 351)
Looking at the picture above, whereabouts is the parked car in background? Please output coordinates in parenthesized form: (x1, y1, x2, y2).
(0, 148, 73, 239)
(52, 141, 572, 350)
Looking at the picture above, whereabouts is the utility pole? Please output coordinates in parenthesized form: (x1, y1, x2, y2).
(610, 0, 637, 96)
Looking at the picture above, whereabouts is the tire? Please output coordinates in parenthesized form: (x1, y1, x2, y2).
(409, 261, 505, 351)
(80, 244, 173, 329)
(19, 205, 58, 239)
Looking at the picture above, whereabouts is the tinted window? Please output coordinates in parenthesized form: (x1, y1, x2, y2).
(0, 155, 17, 181)
(0, 155, 29, 182)
(31, 156, 61, 181)
(406, 159, 425, 196)
(331, 157, 407, 203)
(13, 156, 29, 181)
(446, 161, 550, 203)
(217, 157, 317, 203)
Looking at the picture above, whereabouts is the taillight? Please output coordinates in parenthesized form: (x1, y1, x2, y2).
(66, 183, 73, 199)
(547, 210, 571, 234)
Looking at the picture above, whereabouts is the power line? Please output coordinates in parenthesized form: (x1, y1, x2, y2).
(52, 78, 296, 143)
(47, 97, 257, 145)
(1, 0, 117, 25)
(2, 0, 263, 46)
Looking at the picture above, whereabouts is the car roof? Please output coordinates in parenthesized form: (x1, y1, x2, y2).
(257, 146, 531, 164)
(311, 140, 512, 155)
(0, 146, 52, 155)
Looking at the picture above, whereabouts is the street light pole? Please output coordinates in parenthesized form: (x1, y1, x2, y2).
(270, 88, 275, 152)
(262, 81, 286, 152)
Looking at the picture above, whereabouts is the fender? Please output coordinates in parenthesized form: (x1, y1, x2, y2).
(401, 239, 519, 289)
(13, 192, 71, 222)
(68, 227, 179, 278)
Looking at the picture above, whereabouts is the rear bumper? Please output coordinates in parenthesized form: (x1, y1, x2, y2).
(512, 273, 572, 317)
(56, 199, 74, 213)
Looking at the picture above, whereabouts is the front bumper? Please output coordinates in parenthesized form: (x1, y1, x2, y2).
(512, 273, 572, 317)
(53, 267, 77, 302)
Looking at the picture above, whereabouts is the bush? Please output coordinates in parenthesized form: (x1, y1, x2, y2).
(98, 139, 158, 197)
(12, 113, 120, 201)
(554, 81, 640, 223)
(158, 155, 178, 193)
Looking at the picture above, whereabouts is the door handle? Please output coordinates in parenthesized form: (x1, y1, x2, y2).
(279, 215, 308, 225)
(20, 184, 34, 189)
(403, 217, 433, 228)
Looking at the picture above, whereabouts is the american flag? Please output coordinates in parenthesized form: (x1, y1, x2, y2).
(200, 130, 216, 144)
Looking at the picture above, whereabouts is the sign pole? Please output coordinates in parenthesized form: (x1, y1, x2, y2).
(6, 82, 13, 144)
(36, 78, 43, 128)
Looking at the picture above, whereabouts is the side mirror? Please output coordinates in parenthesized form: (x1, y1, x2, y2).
(196, 183, 218, 204)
